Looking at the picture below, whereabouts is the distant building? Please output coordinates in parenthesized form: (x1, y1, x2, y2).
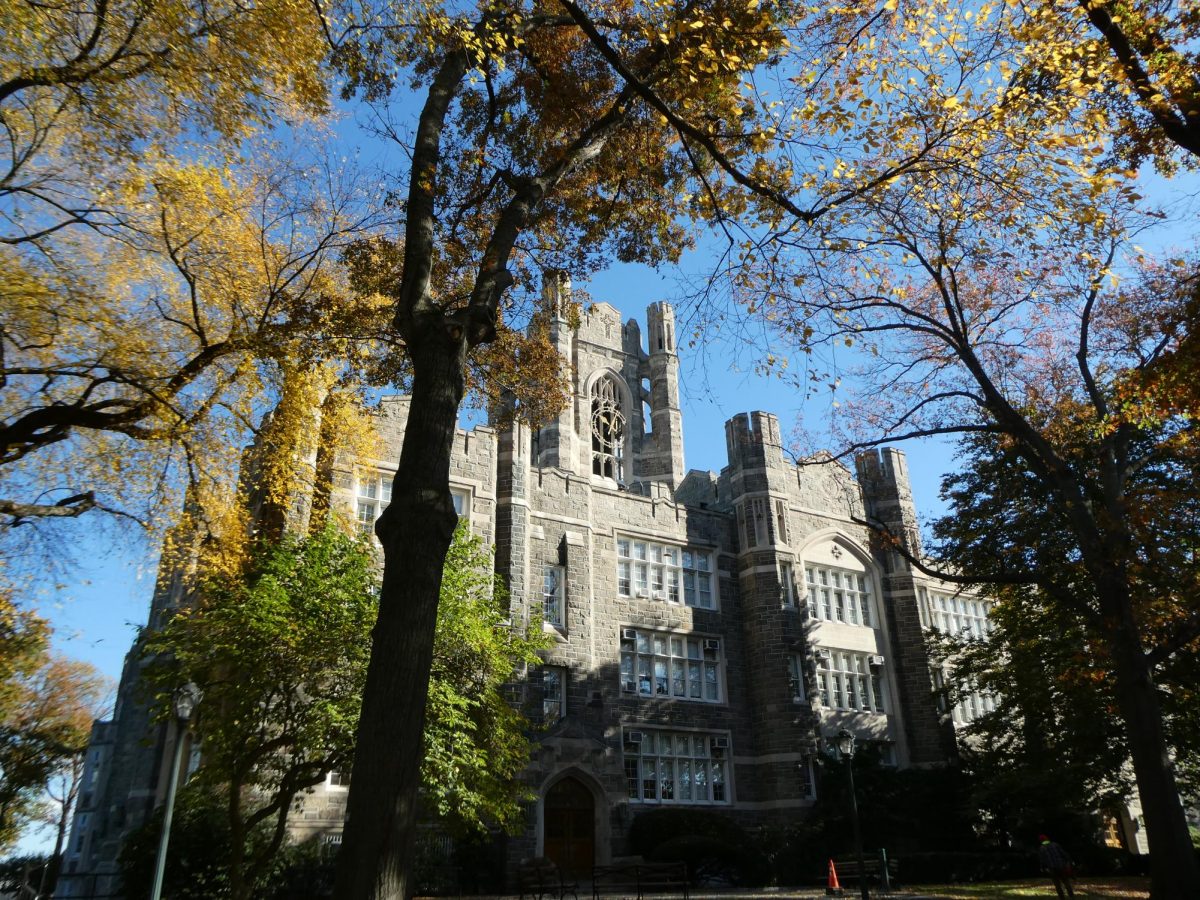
(59, 273, 970, 895)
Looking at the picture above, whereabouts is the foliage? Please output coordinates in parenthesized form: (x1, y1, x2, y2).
(765, 752, 982, 885)
(0, 155, 387, 533)
(0, 593, 50, 720)
(628, 807, 755, 857)
(0, 621, 108, 851)
(261, 838, 339, 900)
(0, 0, 394, 533)
(650, 835, 772, 887)
(931, 427, 1200, 809)
(422, 522, 550, 836)
(118, 784, 297, 900)
(121, 789, 342, 900)
(141, 523, 377, 899)
(141, 519, 543, 895)
(629, 808, 770, 887)
(0, 854, 54, 895)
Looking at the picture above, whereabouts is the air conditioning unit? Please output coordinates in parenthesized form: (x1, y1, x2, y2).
(703, 638, 721, 652)
(622, 682, 636, 693)
(627, 730, 644, 744)
(712, 736, 729, 749)
(622, 628, 638, 641)
(636, 589, 650, 598)
(652, 590, 666, 600)
(869, 654, 886, 667)
(815, 648, 832, 660)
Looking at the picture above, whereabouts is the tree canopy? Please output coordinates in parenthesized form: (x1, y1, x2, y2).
(0, 593, 108, 851)
(142, 523, 378, 900)
(930, 429, 1200, 821)
(0, 0, 395, 533)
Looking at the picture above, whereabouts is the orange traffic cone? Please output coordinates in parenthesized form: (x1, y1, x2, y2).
(826, 859, 843, 895)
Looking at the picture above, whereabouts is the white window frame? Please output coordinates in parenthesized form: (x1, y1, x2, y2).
(623, 729, 731, 805)
(355, 470, 389, 536)
(359, 470, 470, 531)
(619, 628, 723, 703)
(788, 653, 806, 702)
(542, 665, 566, 723)
(325, 770, 351, 790)
(815, 649, 886, 713)
(780, 561, 797, 607)
(930, 592, 992, 639)
(542, 565, 565, 627)
(805, 564, 875, 627)
(451, 486, 471, 519)
(952, 680, 996, 726)
(616, 538, 715, 609)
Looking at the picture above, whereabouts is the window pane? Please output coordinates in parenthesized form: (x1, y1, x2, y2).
(712, 762, 726, 802)
(659, 760, 674, 800)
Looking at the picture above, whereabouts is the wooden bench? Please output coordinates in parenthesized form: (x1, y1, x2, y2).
(517, 857, 579, 900)
(829, 855, 898, 889)
(592, 861, 689, 899)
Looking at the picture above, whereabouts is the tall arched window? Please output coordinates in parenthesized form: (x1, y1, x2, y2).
(590, 375, 626, 480)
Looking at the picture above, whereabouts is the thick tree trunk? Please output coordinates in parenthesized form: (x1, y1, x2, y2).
(335, 333, 466, 900)
(1101, 579, 1200, 900)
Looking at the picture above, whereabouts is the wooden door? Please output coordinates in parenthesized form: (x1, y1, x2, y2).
(543, 777, 595, 877)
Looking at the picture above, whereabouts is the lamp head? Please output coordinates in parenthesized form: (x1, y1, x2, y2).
(835, 728, 856, 759)
(173, 682, 202, 722)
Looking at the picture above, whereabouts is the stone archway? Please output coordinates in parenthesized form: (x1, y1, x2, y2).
(542, 776, 595, 876)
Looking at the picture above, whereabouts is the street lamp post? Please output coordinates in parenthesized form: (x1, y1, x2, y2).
(150, 682, 201, 900)
(835, 728, 870, 900)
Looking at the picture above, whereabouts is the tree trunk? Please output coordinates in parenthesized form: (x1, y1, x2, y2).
(229, 776, 249, 900)
(1101, 578, 1200, 900)
(38, 775, 73, 898)
(335, 333, 467, 900)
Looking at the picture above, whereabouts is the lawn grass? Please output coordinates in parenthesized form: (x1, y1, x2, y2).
(904, 876, 1150, 899)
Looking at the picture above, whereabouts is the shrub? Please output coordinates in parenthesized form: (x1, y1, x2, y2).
(628, 808, 751, 857)
(896, 850, 1038, 884)
(628, 808, 770, 887)
(649, 834, 771, 887)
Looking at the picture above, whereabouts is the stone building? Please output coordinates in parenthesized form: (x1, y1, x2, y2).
(57, 274, 965, 896)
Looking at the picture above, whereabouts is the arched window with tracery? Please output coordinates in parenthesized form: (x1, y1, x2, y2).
(590, 375, 626, 480)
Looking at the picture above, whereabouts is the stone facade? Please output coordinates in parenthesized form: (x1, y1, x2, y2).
(58, 276, 965, 896)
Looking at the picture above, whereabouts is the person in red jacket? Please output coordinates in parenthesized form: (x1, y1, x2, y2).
(1037, 834, 1076, 899)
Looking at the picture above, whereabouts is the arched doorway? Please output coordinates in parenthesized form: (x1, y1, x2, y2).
(543, 776, 595, 876)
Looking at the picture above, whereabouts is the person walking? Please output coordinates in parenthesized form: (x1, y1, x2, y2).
(1038, 834, 1076, 899)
